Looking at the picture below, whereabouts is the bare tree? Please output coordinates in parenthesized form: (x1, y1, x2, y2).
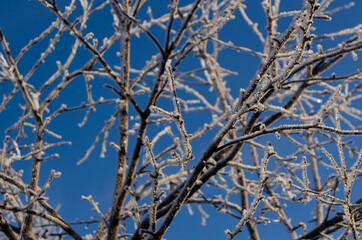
(0, 0, 361, 239)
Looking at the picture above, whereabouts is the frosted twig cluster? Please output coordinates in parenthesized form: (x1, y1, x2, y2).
(0, 0, 361, 239)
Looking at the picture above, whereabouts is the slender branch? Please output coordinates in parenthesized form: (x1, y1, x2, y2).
(0, 211, 18, 240)
(218, 124, 362, 152)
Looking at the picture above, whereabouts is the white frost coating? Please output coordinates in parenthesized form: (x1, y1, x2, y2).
(102, 37, 109, 46)
(165, 59, 172, 70)
(92, 38, 98, 48)
(51, 170, 62, 178)
(83, 234, 93, 240)
(350, 51, 358, 61)
(79, 0, 88, 10)
(109, 142, 121, 152)
(85, 32, 94, 41)
(29, 90, 40, 111)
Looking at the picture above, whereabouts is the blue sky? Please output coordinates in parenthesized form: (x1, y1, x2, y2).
(0, 0, 361, 239)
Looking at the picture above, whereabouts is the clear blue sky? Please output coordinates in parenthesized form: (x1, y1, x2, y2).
(0, 0, 361, 239)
